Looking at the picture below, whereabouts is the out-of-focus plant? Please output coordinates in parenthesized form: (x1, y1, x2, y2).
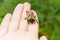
(0, 0, 60, 40)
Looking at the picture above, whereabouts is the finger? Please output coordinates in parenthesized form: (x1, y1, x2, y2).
(39, 36, 48, 40)
(19, 2, 30, 32)
(0, 13, 12, 36)
(28, 10, 39, 33)
(9, 4, 23, 32)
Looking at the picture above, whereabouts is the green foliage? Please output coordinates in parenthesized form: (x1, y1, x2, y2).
(0, 0, 60, 40)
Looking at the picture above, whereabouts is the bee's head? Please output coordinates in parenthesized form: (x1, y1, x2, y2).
(26, 11, 36, 19)
(26, 10, 34, 16)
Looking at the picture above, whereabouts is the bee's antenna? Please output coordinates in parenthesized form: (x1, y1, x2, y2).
(31, 11, 34, 15)
(26, 10, 30, 16)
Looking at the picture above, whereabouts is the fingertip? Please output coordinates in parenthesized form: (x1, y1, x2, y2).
(24, 2, 30, 6)
(40, 36, 48, 40)
(13, 3, 23, 13)
(6, 13, 12, 18)
(1, 13, 12, 26)
(16, 3, 23, 8)
(1, 13, 12, 24)
(24, 2, 31, 9)
(3, 13, 12, 22)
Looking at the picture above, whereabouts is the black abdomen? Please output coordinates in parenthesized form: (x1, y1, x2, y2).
(27, 19, 35, 24)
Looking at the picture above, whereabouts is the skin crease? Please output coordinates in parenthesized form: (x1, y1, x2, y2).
(0, 2, 48, 40)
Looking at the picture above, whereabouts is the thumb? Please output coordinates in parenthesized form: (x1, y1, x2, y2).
(39, 36, 48, 40)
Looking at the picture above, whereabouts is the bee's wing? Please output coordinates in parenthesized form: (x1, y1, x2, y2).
(26, 11, 30, 16)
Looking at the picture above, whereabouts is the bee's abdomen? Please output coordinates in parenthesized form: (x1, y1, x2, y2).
(28, 19, 35, 24)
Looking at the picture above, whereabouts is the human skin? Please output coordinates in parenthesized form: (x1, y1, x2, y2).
(0, 2, 47, 40)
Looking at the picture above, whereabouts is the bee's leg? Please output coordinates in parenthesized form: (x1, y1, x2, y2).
(32, 20, 35, 24)
(25, 17, 27, 20)
(28, 21, 31, 24)
(27, 20, 30, 24)
(35, 19, 38, 23)
(33, 21, 35, 24)
(28, 21, 29, 24)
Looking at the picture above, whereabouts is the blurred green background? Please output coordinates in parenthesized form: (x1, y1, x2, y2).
(0, 0, 60, 40)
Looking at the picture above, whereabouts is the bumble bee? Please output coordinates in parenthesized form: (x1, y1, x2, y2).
(25, 11, 38, 24)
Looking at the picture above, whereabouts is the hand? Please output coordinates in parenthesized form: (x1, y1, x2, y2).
(0, 2, 47, 40)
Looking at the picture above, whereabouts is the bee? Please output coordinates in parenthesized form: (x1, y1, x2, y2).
(25, 11, 38, 24)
